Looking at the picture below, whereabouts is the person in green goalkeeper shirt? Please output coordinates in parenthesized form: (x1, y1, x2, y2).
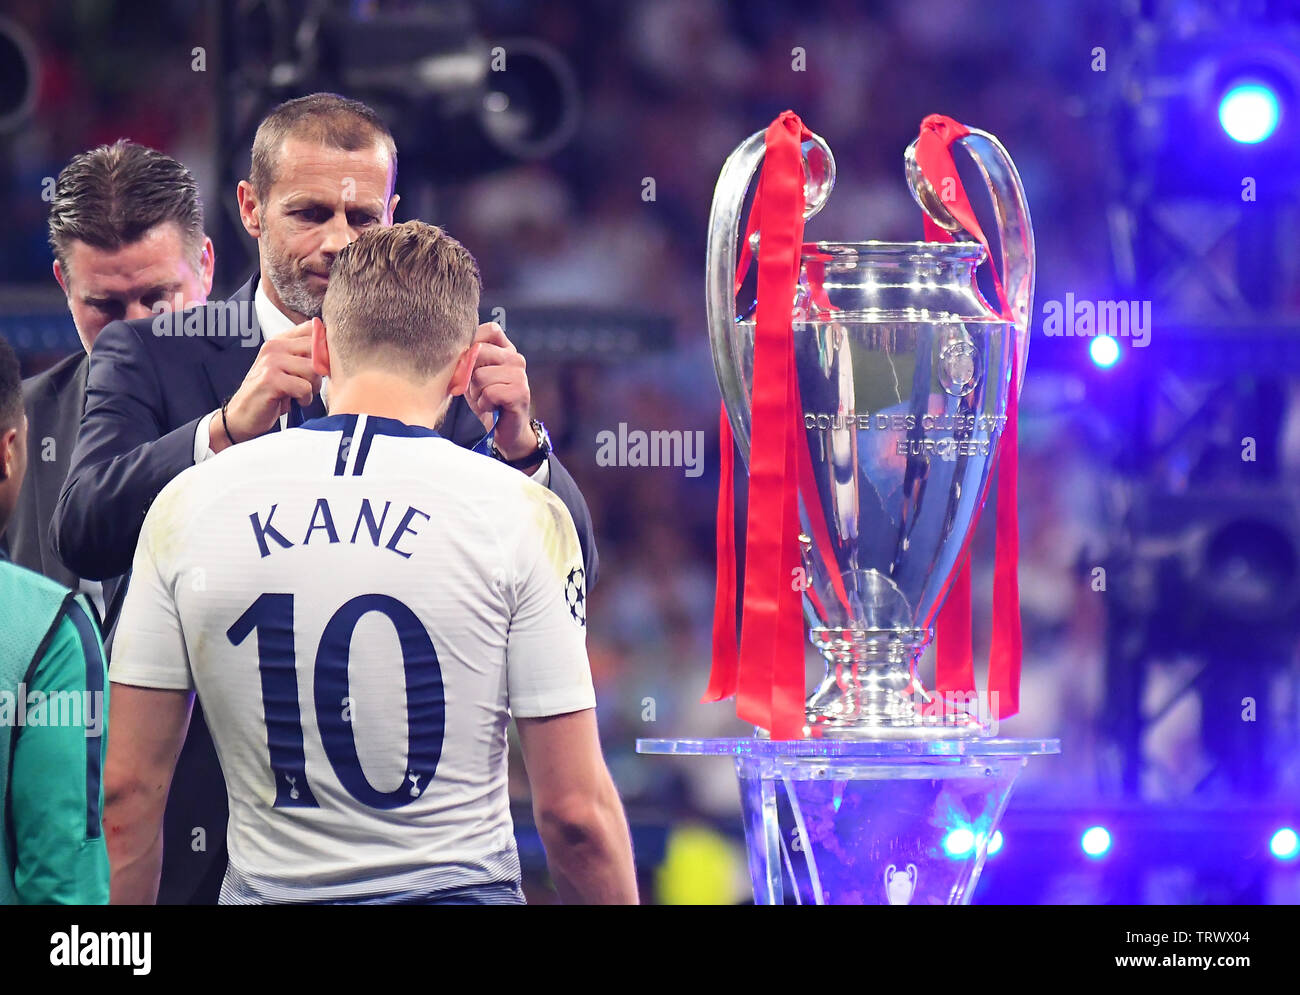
(0, 333, 108, 904)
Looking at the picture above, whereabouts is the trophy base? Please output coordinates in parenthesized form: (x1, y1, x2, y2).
(805, 720, 983, 741)
(636, 737, 1061, 904)
(802, 627, 988, 740)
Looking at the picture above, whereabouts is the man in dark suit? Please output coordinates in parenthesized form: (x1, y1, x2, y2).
(7, 141, 225, 906)
(5, 141, 215, 635)
(9, 356, 91, 588)
(52, 93, 598, 903)
(54, 94, 597, 585)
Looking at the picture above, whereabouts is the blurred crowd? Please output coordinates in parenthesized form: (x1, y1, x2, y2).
(428, 0, 1120, 811)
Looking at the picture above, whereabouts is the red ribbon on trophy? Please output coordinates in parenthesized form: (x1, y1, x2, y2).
(704, 110, 1023, 737)
(704, 110, 814, 740)
(914, 113, 1022, 720)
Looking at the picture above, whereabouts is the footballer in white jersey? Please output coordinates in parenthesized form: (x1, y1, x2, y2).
(109, 412, 594, 903)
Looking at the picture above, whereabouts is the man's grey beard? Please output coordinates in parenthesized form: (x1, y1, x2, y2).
(264, 248, 325, 319)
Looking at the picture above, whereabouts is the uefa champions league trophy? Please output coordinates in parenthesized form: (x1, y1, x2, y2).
(638, 113, 1058, 904)
(708, 117, 1032, 737)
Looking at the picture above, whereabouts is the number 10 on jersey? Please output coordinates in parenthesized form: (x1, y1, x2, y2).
(227, 592, 446, 810)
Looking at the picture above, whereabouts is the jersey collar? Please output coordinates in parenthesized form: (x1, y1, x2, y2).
(299, 413, 442, 439)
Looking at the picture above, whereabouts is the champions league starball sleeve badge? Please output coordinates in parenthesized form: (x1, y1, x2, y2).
(638, 111, 1059, 905)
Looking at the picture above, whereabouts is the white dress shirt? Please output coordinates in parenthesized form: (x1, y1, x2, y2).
(79, 578, 106, 624)
(193, 281, 548, 483)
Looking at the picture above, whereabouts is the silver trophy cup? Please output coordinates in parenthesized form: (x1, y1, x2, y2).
(706, 124, 1034, 738)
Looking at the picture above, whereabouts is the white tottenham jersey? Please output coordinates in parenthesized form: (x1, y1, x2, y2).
(111, 413, 594, 903)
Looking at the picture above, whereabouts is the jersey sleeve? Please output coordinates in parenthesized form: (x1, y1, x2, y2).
(108, 483, 194, 691)
(10, 596, 110, 904)
(505, 483, 596, 718)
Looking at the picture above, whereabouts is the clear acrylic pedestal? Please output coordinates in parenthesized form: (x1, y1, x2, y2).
(637, 737, 1059, 905)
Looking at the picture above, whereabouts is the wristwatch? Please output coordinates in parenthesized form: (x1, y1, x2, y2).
(491, 418, 551, 471)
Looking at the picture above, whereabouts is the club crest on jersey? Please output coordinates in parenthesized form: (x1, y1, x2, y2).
(565, 566, 586, 628)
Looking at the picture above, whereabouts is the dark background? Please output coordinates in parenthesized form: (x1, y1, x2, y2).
(1, 0, 1298, 904)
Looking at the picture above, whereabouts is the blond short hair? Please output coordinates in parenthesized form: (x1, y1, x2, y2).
(322, 221, 481, 378)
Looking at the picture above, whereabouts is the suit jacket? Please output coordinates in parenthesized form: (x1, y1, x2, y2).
(50, 272, 600, 904)
(53, 273, 599, 584)
(3, 353, 126, 626)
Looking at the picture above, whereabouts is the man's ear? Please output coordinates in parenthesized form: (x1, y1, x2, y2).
(0, 427, 15, 482)
(311, 318, 331, 378)
(448, 342, 481, 397)
(53, 259, 69, 297)
(385, 193, 400, 224)
(197, 236, 216, 299)
(237, 181, 263, 238)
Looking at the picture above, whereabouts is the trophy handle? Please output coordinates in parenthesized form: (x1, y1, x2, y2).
(905, 128, 1035, 396)
(705, 127, 836, 459)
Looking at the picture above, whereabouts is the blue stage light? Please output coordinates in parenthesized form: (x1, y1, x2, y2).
(988, 830, 1004, 856)
(1219, 82, 1281, 144)
(1271, 827, 1299, 860)
(1082, 825, 1112, 858)
(943, 827, 976, 857)
(1090, 334, 1120, 368)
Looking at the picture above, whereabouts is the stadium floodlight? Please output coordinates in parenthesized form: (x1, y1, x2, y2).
(943, 827, 976, 858)
(1090, 334, 1120, 368)
(1270, 827, 1299, 860)
(1081, 825, 1112, 858)
(1218, 81, 1281, 144)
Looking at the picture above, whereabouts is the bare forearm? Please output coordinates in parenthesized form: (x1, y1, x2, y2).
(105, 792, 166, 904)
(538, 797, 638, 905)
